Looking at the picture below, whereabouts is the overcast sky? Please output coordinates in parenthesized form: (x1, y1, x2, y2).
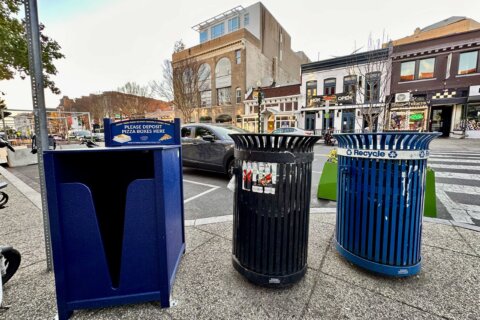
(1, 0, 479, 109)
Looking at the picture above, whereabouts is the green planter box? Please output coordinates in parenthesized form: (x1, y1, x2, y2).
(316, 161, 337, 201)
(316, 162, 437, 217)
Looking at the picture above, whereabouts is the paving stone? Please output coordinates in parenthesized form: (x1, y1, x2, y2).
(195, 221, 233, 240)
(304, 273, 440, 319)
(322, 242, 480, 319)
(308, 218, 334, 271)
(184, 225, 216, 253)
(455, 226, 480, 256)
(169, 236, 317, 319)
(422, 222, 476, 255)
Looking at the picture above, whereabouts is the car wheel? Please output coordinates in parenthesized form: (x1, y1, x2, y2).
(227, 159, 235, 179)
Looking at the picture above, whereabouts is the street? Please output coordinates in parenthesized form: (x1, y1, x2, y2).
(4, 139, 480, 226)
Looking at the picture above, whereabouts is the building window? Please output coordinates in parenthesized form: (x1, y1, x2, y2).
(400, 61, 415, 81)
(244, 13, 249, 26)
(458, 51, 479, 75)
(200, 91, 212, 107)
(211, 23, 224, 39)
(235, 50, 241, 64)
(401, 58, 435, 81)
(215, 57, 231, 88)
(343, 75, 357, 94)
(418, 58, 435, 79)
(365, 72, 381, 103)
(293, 101, 298, 110)
(217, 87, 231, 105)
(284, 102, 292, 111)
(236, 88, 242, 104)
(228, 17, 239, 32)
(198, 63, 211, 91)
(200, 30, 208, 43)
(275, 115, 296, 129)
(324, 78, 336, 95)
(306, 80, 317, 107)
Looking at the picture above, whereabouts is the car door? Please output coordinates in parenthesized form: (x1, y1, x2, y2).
(181, 126, 196, 165)
(192, 126, 226, 171)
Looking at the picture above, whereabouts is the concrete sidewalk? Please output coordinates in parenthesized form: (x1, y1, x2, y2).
(0, 180, 479, 319)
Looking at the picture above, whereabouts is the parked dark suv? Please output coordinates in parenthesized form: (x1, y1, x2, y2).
(181, 124, 248, 177)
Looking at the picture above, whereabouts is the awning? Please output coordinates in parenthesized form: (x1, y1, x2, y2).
(468, 96, 480, 103)
(430, 97, 467, 106)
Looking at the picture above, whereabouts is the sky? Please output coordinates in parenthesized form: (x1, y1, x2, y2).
(1, 0, 479, 109)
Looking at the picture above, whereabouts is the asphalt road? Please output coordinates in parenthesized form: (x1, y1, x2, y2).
(3, 144, 334, 221)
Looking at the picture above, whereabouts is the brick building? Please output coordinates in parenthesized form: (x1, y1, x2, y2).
(172, 2, 309, 126)
(389, 29, 480, 138)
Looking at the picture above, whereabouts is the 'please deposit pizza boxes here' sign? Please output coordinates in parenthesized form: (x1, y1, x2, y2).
(104, 118, 181, 147)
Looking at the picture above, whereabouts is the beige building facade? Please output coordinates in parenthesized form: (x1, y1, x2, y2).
(172, 2, 309, 125)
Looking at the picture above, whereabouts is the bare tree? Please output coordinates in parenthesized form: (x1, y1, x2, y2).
(116, 81, 154, 118)
(150, 41, 210, 123)
(346, 34, 393, 132)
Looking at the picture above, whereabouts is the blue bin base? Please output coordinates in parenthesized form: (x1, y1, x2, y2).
(335, 241, 421, 277)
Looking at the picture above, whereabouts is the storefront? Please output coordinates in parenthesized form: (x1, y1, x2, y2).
(388, 98, 429, 132)
(466, 85, 480, 138)
(429, 89, 468, 137)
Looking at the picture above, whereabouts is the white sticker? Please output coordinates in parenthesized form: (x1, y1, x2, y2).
(252, 185, 264, 193)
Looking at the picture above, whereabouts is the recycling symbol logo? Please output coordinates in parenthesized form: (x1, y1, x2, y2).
(388, 151, 398, 158)
(419, 150, 425, 158)
(346, 149, 352, 156)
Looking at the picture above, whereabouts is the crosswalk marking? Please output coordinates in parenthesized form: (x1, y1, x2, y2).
(428, 158, 480, 164)
(434, 172, 480, 180)
(429, 153, 480, 225)
(429, 154, 480, 158)
(429, 164, 480, 170)
(430, 152, 480, 155)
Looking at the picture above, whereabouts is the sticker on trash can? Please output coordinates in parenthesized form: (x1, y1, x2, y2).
(242, 161, 277, 194)
(337, 148, 430, 160)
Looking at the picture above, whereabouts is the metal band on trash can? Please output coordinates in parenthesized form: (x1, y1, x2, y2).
(337, 148, 430, 160)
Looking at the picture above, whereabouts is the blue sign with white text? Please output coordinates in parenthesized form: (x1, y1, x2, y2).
(104, 118, 180, 147)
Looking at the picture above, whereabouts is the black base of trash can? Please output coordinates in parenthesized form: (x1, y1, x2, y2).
(232, 256, 306, 287)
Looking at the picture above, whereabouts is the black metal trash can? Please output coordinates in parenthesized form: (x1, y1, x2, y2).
(229, 134, 320, 286)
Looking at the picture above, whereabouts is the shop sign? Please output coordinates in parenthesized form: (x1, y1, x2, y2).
(337, 93, 355, 105)
(310, 95, 340, 106)
(410, 113, 424, 120)
(337, 148, 430, 160)
(391, 101, 428, 109)
(104, 118, 180, 147)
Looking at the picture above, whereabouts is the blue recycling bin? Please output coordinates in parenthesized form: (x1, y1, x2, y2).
(44, 119, 185, 320)
(334, 132, 439, 277)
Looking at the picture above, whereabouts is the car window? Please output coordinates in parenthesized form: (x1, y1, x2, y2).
(195, 127, 214, 139)
(181, 127, 193, 138)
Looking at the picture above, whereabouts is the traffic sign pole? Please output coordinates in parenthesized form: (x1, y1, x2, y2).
(24, 0, 53, 271)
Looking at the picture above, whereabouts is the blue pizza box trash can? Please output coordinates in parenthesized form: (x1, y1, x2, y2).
(334, 132, 440, 277)
(44, 118, 185, 320)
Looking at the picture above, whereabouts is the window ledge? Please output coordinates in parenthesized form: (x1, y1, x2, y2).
(456, 73, 480, 78)
(398, 78, 436, 84)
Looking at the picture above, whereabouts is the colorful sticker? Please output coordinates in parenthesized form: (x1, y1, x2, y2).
(242, 161, 278, 194)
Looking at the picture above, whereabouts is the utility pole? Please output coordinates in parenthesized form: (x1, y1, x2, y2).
(256, 87, 263, 133)
(24, 0, 53, 270)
